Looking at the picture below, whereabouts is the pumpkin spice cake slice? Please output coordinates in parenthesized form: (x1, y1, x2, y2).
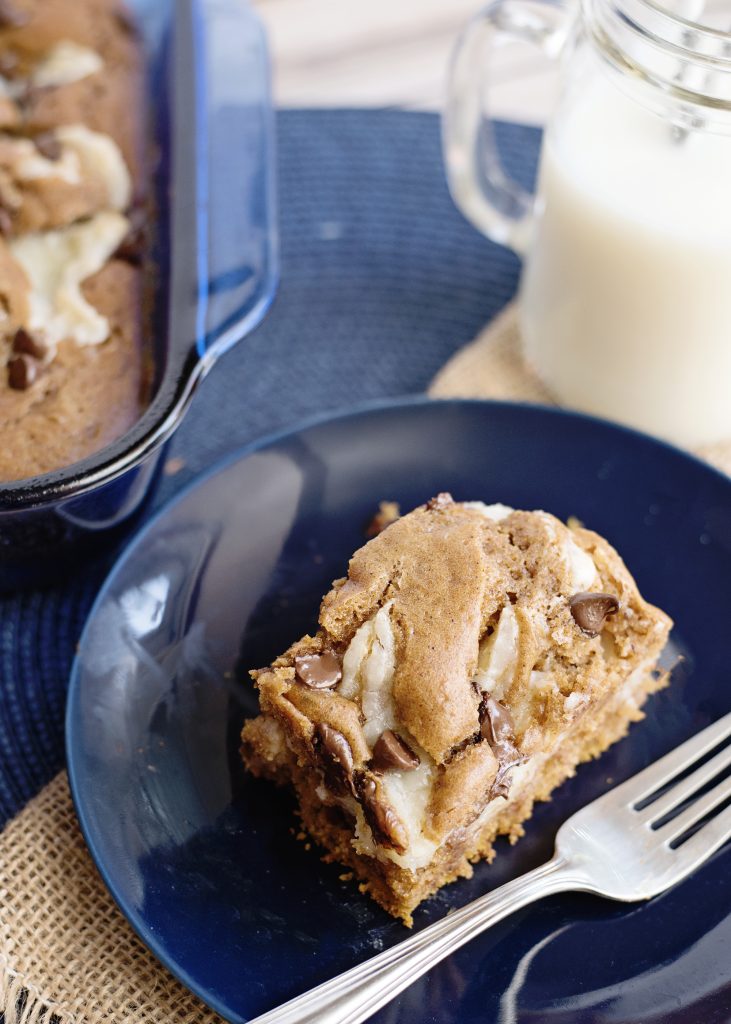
(241, 494, 672, 924)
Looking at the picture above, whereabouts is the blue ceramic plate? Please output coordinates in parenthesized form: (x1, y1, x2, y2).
(67, 398, 731, 1024)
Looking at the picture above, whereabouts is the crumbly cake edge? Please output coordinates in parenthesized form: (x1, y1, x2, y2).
(242, 664, 668, 926)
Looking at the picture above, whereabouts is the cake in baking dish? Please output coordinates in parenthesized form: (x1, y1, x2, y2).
(0, 0, 147, 481)
(241, 494, 672, 924)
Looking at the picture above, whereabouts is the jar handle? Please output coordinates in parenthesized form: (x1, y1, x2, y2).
(443, 0, 571, 256)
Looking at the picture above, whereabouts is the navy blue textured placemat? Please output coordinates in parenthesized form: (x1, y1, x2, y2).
(0, 109, 540, 827)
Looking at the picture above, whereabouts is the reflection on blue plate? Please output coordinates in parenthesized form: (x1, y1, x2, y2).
(66, 398, 731, 1024)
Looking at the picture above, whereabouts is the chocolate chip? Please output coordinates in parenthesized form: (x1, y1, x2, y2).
(371, 730, 420, 772)
(295, 651, 342, 689)
(0, 206, 13, 237)
(114, 206, 146, 265)
(12, 327, 48, 360)
(357, 775, 408, 853)
(33, 131, 61, 161)
(314, 722, 355, 796)
(0, 1, 29, 28)
(479, 695, 511, 747)
(490, 770, 515, 800)
(19, 83, 46, 110)
(114, 7, 140, 36)
(112, 3, 139, 36)
(7, 353, 38, 390)
(569, 592, 620, 637)
(479, 694, 526, 800)
(426, 492, 454, 511)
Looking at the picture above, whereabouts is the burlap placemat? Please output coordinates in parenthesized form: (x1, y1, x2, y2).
(2, 300, 729, 1024)
(0, 773, 224, 1024)
(431, 302, 731, 477)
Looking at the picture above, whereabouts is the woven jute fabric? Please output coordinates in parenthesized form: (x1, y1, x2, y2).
(0, 773, 223, 1024)
(431, 301, 731, 477)
(2, 299, 730, 1024)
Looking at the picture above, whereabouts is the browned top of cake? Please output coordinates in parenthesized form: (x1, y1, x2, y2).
(322, 499, 493, 759)
(0, 0, 144, 177)
(0, 0, 146, 483)
(250, 497, 673, 868)
(304, 497, 670, 761)
(0, 258, 142, 478)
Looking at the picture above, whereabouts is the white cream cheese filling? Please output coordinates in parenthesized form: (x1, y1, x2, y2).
(0, 42, 104, 105)
(337, 602, 439, 870)
(474, 604, 519, 701)
(5, 126, 131, 212)
(564, 534, 598, 590)
(11, 210, 130, 349)
(348, 763, 439, 871)
(56, 125, 132, 210)
(538, 511, 598, 590)
(12, 137, 81, 185)
(339, 601, 399, 744)
(32, 41, 104, 89)
(462, 501, 514, 521)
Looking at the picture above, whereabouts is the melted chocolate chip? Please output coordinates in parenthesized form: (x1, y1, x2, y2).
(357, 775, 408, 853)
(480, 695, 516, 753)
(33, 131, 61, 161)
(426, 492, 454, 511)
(114, 206, 146, 265)
(371, 730, 420, 772)
(115, 6, 140, 36)
(7, 353, 38, 390)
(12, 327, 48, 360)
(479, 695, 526, 799)
(314, 722, 355, 796)
(569, 592, 620, 637)
(295, 650, 342, 689)
(0, 0, 29, 28)
(20, 84, 46, 110)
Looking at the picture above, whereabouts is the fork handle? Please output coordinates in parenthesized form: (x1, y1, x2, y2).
(250, 854, 580, 1024)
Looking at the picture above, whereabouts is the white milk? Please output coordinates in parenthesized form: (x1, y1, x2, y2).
(520, 70, 731, 446)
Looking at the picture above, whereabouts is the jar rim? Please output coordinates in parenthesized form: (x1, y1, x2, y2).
(583, 0, 731, 113)
(635, 0, 731, 46)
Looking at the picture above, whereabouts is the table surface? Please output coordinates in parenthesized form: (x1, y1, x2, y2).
(252, 0, 730, 122)
(251, 0, 555, 123)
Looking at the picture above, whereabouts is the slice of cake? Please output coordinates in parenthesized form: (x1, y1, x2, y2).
(241, 495, 672, 924)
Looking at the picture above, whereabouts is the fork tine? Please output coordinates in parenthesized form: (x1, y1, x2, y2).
(655, 772, 731, 843)
(642, 738, 731, 825)
(608, 710, 731, 807)
(672, 798, 731, 868)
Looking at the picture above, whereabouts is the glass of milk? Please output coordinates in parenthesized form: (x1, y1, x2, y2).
(443, 0, 731, 446)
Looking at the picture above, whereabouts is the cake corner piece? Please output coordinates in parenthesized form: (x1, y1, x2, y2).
(241, 494, 673, 925)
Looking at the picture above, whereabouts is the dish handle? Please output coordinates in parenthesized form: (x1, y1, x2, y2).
(170, 0, 279, 370)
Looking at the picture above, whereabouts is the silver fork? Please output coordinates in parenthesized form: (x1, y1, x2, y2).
(251, 711, 731, 1024)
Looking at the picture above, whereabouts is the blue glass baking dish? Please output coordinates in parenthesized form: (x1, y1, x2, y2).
(0, 0, 278, 591)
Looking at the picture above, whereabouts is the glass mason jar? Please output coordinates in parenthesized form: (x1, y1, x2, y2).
(443, 0, 731, 447)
